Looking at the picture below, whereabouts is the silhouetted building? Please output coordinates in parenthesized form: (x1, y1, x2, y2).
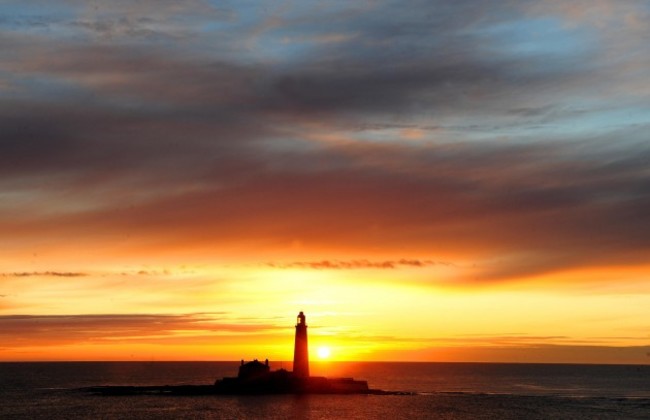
(238, 359, 269, 382)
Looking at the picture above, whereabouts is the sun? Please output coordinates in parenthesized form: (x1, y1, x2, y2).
(317, 346, 331, 359)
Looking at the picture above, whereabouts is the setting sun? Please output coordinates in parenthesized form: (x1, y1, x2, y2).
(317, 346, 331, 360)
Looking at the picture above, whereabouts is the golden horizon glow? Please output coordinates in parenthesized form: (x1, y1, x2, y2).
(1, 261, 649, 363)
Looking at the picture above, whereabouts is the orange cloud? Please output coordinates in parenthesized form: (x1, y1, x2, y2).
(0, 313, 284, 347)
(265, 259, 451, 270)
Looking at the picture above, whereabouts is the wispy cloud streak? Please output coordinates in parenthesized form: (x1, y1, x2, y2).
(266, 259, 453, 270)
(1, 272, 87, 278)
(0, 313, 285, 346)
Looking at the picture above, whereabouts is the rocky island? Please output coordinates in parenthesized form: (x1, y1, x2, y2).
(83, 312, 405, 396)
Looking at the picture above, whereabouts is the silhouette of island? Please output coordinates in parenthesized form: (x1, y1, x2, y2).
(83, 312, 406, 396)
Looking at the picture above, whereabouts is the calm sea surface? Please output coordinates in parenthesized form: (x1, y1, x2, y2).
(1, 362, 648, 419)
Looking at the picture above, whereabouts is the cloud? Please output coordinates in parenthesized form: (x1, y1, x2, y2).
(1, 271, 87, 277)
(383, 344, 650, 364)
(0, 0, 648, 286)
(0, 0, 230, 40)
(266, 259, 451, 270)
(1, 131, 648, 283)
(315, 329, 649, 351)
(0, 313, 285, 347)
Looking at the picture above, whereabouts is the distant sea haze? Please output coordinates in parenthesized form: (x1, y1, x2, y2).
(1, 362, 649, 419)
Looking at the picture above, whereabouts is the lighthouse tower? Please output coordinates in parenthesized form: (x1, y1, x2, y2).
(293, 311, 309, 378)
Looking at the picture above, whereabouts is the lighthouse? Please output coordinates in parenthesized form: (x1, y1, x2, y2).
(93, 309, 373, 395)
(293, 311, 309, 378)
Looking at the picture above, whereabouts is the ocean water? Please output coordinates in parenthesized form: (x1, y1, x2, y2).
(1, 362, 649, 419)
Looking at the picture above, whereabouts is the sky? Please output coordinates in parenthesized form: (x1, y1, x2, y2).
(1, 0, 649, 363)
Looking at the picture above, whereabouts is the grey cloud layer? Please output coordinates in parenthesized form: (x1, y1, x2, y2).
(1, 0, 649, 282)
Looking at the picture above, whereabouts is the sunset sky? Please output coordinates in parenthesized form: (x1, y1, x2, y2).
(1, 0, 649, 363)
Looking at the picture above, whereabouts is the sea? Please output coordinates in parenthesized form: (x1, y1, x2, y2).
(1, 362, 649, 419)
